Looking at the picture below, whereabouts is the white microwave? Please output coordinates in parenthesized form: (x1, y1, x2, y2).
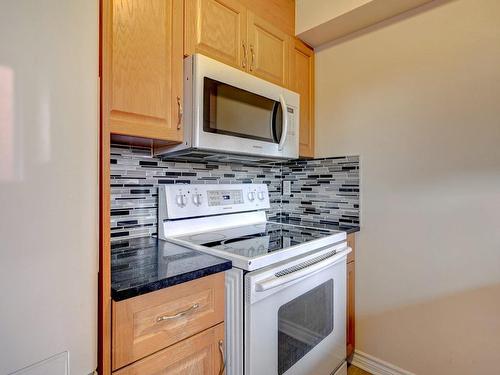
(155, 54, 299, 162)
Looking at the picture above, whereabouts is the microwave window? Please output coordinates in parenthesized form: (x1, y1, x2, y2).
(203, 78, 283, 143)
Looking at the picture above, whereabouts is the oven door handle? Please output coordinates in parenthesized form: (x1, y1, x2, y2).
(254, 248, 350, 292)
(278, 95, 288, 151)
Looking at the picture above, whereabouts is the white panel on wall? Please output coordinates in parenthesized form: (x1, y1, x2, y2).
(11, 352, 69, 375)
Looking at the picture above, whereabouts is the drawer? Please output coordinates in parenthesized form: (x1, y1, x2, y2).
(112, 273, 225, 370)
(113, 323, 225, 375)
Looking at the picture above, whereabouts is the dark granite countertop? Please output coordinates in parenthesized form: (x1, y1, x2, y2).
(111, 236, 232, 301)
(269, 217, 360, 234)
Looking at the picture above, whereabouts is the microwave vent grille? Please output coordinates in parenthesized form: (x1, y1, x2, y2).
(159, 149, 287, 165)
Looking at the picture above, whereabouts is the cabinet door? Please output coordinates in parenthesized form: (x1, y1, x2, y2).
(185, 0, 247, 70)
(113, 323, 225, 375)
(290, 38, 315, 158)
(346, 260, 355, 358)
(247, 12, 289, 86)
(103, 0, 183, 142)
(112, 273, 225, 370)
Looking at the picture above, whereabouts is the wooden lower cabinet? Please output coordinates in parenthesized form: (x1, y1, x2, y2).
(113, 323, 225, 375)
(112, 273, 225, 370)
(346, 233, 355, 264)
(346, 260, 355, 358)
(346, 233, 356, 358)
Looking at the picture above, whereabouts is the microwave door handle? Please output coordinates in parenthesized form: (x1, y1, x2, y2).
(254, 247, 351, 292)
(278, 95, 288, 151)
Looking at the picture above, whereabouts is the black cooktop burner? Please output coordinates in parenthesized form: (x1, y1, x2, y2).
(198, 222, 334, 258)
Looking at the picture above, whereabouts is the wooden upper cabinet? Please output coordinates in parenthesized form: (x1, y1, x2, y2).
(247, 13, 289, 87)
(183, 0, 316, 156)
(290, 38, 315, 158)
(239, 0, 294, 35)
(102, 0, 184, 142)
(185, 0, 247, 69)
(185, 1, 290, 87)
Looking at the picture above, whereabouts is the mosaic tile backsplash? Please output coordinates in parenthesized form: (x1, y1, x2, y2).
(278, 157, 360, 229)
(110, 145, 360, 242)
(110, 145, 282, 240)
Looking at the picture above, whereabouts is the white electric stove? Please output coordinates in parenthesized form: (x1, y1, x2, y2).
(159, 183, 350, 375)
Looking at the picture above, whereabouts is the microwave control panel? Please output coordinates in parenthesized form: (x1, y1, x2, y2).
(287, 106, 296, 136)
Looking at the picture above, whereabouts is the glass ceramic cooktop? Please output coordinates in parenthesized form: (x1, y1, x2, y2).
(179, 222, 336, 259)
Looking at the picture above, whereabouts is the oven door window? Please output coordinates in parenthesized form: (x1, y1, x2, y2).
(203, 77, 283, 143)
(278, 279, 334, 375)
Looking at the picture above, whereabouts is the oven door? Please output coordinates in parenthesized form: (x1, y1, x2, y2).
(244, 247, 349, 375)
(191, 54, 299, 159)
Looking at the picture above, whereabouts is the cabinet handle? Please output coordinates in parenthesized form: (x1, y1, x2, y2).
(218, 340, 226, 375)
(242, 41, 247, 68)
(250, 44, 255, 71)
(156, 303, 199, 322)
(176, 96, 183, 130)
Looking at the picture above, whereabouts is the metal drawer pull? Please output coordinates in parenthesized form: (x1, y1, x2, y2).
(176, 96, 183, 130)
(242, 41, 247, 68)
(156, 303, 199, 322)
(218, 340, 226, 375)
(250, 44, 255, 71)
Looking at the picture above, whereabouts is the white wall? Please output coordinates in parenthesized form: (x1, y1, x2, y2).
(315, 0, 500, 373)
(295, 0, 434, 46)
(0, 1, 98, 374)
(296, 0, 372, 34)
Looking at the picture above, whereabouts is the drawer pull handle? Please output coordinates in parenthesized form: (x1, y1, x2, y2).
(242, 41, 247, 68)
(156, 303, 199, 322)
(250, 44, 255, 71)
(176, 96, 183, 130)
(218, 339, 226, 375)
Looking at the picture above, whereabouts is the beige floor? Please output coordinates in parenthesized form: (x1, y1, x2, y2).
(347, 364, 372, 375)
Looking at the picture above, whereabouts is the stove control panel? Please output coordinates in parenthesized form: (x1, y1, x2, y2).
(159, 183, 270, 220)
(207, 189, 244, 206)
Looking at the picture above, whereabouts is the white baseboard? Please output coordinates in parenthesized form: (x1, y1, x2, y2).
(350, 350, 415, 375)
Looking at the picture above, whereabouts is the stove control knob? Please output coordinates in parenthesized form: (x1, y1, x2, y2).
(247, 192, 256, 201)
(176, 194, 187, 207)
(257, 191, 265, 201)
(192, 193, 202, 206)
